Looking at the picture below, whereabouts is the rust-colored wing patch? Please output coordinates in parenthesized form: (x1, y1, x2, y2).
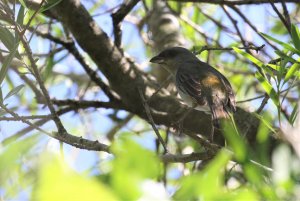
(201, 74, 222, 88)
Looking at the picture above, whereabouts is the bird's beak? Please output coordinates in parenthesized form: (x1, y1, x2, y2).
(150, 55, 165, 64)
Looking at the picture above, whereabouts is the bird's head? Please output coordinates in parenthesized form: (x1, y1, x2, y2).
(150, 47, 198, 73)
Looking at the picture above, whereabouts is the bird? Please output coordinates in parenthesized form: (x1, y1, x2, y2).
(149, 46, 236, 127)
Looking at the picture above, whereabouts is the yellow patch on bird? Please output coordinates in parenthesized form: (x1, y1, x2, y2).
(201, 75, 221, 87)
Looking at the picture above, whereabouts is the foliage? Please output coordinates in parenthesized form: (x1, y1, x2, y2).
(0, 0, 300, 201)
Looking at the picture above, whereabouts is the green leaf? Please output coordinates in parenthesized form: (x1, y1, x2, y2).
(291, 24, 300, 51)
(111, 135, 160, 200)
(17, 6, 25, 26)
(256, 113, 272, 143)
(174, 150, 232, 200)
(34, 156, 118, 201)
(233, 47, 265, 68)
(260, 32, 300, 55)
(0, 87, 3, 103)
(4, 84, 25, 100)
(18, 0, 28, 8)
(222, 120, 248, 163)
(253, 113, 276, 134)
(275, 50, 298, 63)
(255, 72, 279, 106)
(284, 61, 300, 83)
(243, 162, 264, 186)
(0, 44, 18, 85)
(0, 135, 38, 181)
(0, 27, 15, 51)
(266, 64, 280, 71)
(289, 103, 298, 125)
(40, 0, 63, 12)
(271, 20, 289, 35)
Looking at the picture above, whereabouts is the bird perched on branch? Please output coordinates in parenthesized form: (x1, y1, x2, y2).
(150, 47, 236, 127)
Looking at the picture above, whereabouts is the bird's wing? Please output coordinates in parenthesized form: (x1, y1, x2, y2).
(207, 66, 236, 113)
(176, 70, 207, 106)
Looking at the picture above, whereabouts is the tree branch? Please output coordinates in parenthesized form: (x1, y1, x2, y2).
(161, 152, 212, 163)
(166, 0, 299, 5)
(111, 0, 140, 47)
(270, 2, 291, 34)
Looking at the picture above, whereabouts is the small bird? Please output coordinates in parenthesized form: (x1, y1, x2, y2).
(150, 47, 236, 127)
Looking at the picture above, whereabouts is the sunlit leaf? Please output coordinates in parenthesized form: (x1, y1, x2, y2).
(266, 64, 280, 71)
(233, 47, 265, 69)
(219, 187, 259, 201)
(34, 156, 118, 201)
(222, 120, 248, 162)
(243, 162, 264, 186)
(256, 113, 272, 143)
(289, 103, 298, 125)
(255, 72, 279, 106)
(260, 32, 300, 55)
(284, 62, 300, 83)
(18, 0, 28, 8)
(174, 150, 231, 200)
(253, 113, 276, 134)
(111, 135, 160, 200)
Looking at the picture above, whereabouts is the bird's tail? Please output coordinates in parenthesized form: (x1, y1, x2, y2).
(210, 105, 230, 128)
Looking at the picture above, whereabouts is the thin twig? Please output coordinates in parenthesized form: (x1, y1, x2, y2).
(238, 81, 300, 103)
(0, 106, 110, 153)
(165, 0, 299, 5)
(20, 0, 46, 36)
(0, 114, 51, 121)
(270, 2, 291, 34)
(256, 93, 269, 113)
(195, 45, 265, 55)
(222, 5, 247, 48)
(107, 114, 134, 140)
(0, 102, 51, 135)
(111, 0, 140, 47)
(31, 29, 118, 101)
(138, 87, 168, 153)
(281, 0, 291, 33)
(229, 5, 279, 51)
(19, 31, 66, 134)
